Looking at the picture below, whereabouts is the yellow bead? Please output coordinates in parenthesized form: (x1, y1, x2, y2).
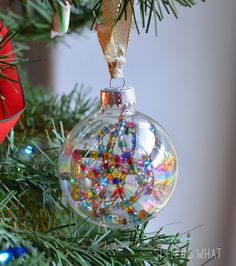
(130, 195, 137, 203)
(91, 151, 98, 159)
(113, 169, 119, 176)
(71, 186, 79, 200)
(87, 171, 94, 178)
(99, 130, 105, 136)
(87, 190, 93, 199)
(119, 172, 126, 180)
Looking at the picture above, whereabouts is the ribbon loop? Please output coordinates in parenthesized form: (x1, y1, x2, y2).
(96, 0, 133, 79)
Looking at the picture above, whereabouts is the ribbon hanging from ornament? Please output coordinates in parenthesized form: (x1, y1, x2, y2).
(96, 0, 133, 79)
(51, 0, 71, 38)
(0, 21, 25, 144)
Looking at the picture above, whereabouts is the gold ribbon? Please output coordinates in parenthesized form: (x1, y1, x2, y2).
(96, 0, 133, 79)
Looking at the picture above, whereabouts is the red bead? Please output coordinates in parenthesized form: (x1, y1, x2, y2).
(72, 149, 80, 161)
(113, 189, 118, 196)
(118, 187, 124, 194)
(92, 169, 99, 177)
(103, 163, 110, 169)
(113, 184, 124, 196)
(82, 191, 88, 199)
(114, 155, 120, 163)
(127, 157, 134, 165)
(80, 164, 86, 171)
(138, 210, 147, 219)
(127, 206, 135, 214)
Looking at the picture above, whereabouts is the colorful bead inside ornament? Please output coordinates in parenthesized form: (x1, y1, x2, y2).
(59, 88, 177, 228)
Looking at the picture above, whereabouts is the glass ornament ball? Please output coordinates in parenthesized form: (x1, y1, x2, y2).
(59, 87, 178, 228)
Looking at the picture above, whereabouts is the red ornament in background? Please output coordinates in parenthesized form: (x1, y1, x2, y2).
(0, 21, 25, 143)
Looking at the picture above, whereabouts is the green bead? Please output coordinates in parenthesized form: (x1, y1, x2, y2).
(107, 167, 113, 174)
(130, 165, 138, 174)
(118, 141, 125, 147)
(124, 127, 129, 135)
(80, 150, 89, 157)
(91, 189, 97, 195)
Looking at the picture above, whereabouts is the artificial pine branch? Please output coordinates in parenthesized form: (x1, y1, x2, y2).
(0, 1, 95, 49)
(2, 0, 205, 44)
(0, 85, 190, 265)
(0, 26, 28, 82)
(16, 81, 98, 135)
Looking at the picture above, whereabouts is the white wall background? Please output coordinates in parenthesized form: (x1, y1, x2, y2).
(53, 1, 236, 265)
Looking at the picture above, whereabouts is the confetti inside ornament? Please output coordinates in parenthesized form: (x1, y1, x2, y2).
(59, 87, 177, 228)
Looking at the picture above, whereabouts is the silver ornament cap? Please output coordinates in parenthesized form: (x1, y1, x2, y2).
(100, 87, 136, 108)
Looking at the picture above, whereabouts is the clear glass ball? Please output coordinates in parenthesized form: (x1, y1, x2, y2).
(59, 88, 177, 228)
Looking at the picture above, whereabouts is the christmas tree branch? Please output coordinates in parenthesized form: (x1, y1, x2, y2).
(0, 26, 29, 82)
(2, 0, 205, 43)
(0, 1, 95, 49)
(17, 80, 98, 134)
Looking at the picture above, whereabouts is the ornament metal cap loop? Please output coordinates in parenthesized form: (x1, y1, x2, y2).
(109, 77, 125, 90)
(100, 87, 136, 108)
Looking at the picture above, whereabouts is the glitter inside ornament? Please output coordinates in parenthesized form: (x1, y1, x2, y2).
(59, 87, 177, 228)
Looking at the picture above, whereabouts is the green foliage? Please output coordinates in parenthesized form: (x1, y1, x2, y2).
(95, 0, 206, 34)
(17, 81, 98, 134)
(0, 86, 190, 265)
(0, 26, 29, 82)
(1, 0, 205, 45)
(0, 1, 96, 49)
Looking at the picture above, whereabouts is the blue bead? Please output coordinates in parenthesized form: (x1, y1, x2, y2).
(114, 203, 120, 211)
(103, 126, 110, 133)
(96, 165, 102, 172)
(123, 152, 131, 159)
(144, 160, 151, 167)
(79, 196, 84, 201)
(112, 177, 120, 184)
(118, 130, 123, 136)
(104, 201, 110, 208)
(98, 145, 105, 157)
(123, 200, 130, 207)
(100, 176, 108, 186)
(83, 200, 91, 208)
(150, 126, 156, 133)
(105, 214, 113, 222)
(130, 217, 136, 223)
(165, 172, 172, 178)
(98, 144, 105, 151)
(114, 130, 119, 137)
